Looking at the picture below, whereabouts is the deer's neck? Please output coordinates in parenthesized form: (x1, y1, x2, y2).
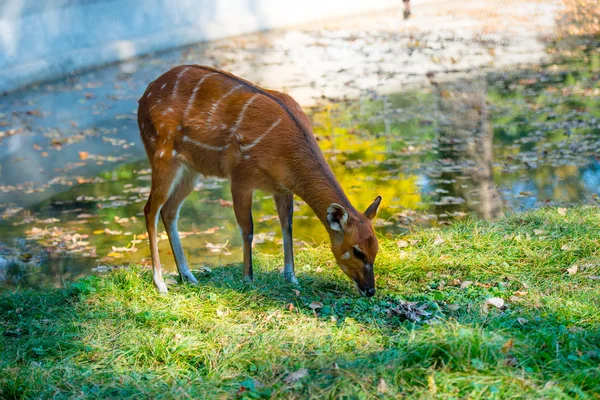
(292, 152, 355, 229)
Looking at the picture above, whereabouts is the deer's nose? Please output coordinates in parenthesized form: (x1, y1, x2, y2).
(365, 288, 376, 297)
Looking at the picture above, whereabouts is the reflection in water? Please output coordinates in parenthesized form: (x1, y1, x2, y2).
(1, 48, 599, 289)
(430, 77, 503, 220)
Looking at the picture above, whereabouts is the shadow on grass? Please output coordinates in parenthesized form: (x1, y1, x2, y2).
(1, 263, 599, 398)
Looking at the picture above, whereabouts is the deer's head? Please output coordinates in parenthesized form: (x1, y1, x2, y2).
(326, 196, 382, 297)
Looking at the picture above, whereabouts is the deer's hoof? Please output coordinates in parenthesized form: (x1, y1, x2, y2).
(183, 273, 198, 285)
(154, 280, 169, 294)
(283, 272, 299, 286)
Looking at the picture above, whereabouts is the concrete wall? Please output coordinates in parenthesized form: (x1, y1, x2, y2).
(0, 0, 400, 93)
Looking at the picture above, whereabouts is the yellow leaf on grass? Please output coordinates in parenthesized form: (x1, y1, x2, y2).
(501, 338, 514, 354)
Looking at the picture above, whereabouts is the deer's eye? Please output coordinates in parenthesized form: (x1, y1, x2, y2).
(353, 247, 367, 262)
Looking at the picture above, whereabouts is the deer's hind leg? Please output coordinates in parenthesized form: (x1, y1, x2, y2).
(144, 161, 184, 293)
(161, 167, 199, 285)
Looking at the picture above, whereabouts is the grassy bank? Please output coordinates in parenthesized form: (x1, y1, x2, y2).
(1, 207, 599, 398)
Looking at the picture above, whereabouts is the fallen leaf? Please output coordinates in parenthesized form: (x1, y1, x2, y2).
(219, 198, 233, 207)
(309, 301, 323, 310)
(287, 303, 295, 311)
(504, 355, 518, 367)
(388, 301, 431, 322)
(377, 378, 388, 394)
(106, 252, 123, 258)
(514, 290, 528, 296)
(561, 244, 571, 251)
(460, 281, 473, 289)
(567, 265, 578, 275)
(428, 374, 437, 394)
(533, 229, 545, 236)
(292, 289, 300, 296)
(205, 240, 229, 253)
(433, 236, 445, 245)
(284, 368, 308, 384)
(396, 239, 409, 248)
(517, 317, 529, 325)
(111, 245, 137, 253)
(484, 297, 505, 311)
(500, 338, 514, 354)
(447, 304, 460, 312)
(78, 151, 89, 160)
(557, 207, 567, 216)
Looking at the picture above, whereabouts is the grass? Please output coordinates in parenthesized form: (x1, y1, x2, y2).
(1, 207, 599, 399)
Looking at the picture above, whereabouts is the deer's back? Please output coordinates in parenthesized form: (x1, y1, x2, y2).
(137, 66, 315, 192)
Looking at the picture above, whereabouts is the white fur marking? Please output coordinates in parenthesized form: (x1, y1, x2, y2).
(167, 166, 186, 198)
(147, 92, 152, 98)
(161, 83, 167, 89)
(183, 135, 229, 151)
(230, 93, 259, 138)
(206, 84, 242, 127)
(183, 73, 217, 119)
(158, 150, 165, 158)
(240, 118, 281, 151)
(341, 251, 351, 260)
(172, 149, 177, 157)
(171, 67, 190, 98)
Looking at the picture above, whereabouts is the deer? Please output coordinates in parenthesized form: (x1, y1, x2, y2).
(137, 65, 382, 297)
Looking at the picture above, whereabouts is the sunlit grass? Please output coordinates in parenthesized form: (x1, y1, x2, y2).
(1, 206, 599, 398)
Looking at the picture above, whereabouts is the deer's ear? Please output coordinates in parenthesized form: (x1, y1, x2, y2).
(364, 196, 382, 220)
(327, 203, 348, 232)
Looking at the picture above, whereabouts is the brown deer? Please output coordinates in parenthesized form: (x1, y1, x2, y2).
(137, 66, 382, 297)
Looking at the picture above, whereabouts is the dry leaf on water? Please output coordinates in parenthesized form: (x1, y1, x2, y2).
(219, 198, 233, 207)
(205, 240, 229, 253)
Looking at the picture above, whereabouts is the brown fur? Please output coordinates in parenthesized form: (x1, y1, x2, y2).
(138, 65, 381, 296)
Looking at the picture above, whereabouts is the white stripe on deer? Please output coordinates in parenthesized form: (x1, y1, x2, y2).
(183, 135, 229, 151)
(171, 67, 190, 98)
(230, 93, 260, 137)
(184, 73, 218, 119)
(240, 118, 281, 151)
(206, 84, 243, 127)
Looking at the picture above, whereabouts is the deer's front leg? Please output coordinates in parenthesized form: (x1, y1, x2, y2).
(232, 186, 254, 282)
(274, 192, 298, 285)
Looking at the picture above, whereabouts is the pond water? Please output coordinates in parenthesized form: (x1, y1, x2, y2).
(1, 8, 599, 289)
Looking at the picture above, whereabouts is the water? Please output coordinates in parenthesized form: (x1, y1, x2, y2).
(0, 5, 599, 289)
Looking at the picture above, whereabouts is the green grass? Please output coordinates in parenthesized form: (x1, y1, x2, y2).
(1, 207, 599, 399)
